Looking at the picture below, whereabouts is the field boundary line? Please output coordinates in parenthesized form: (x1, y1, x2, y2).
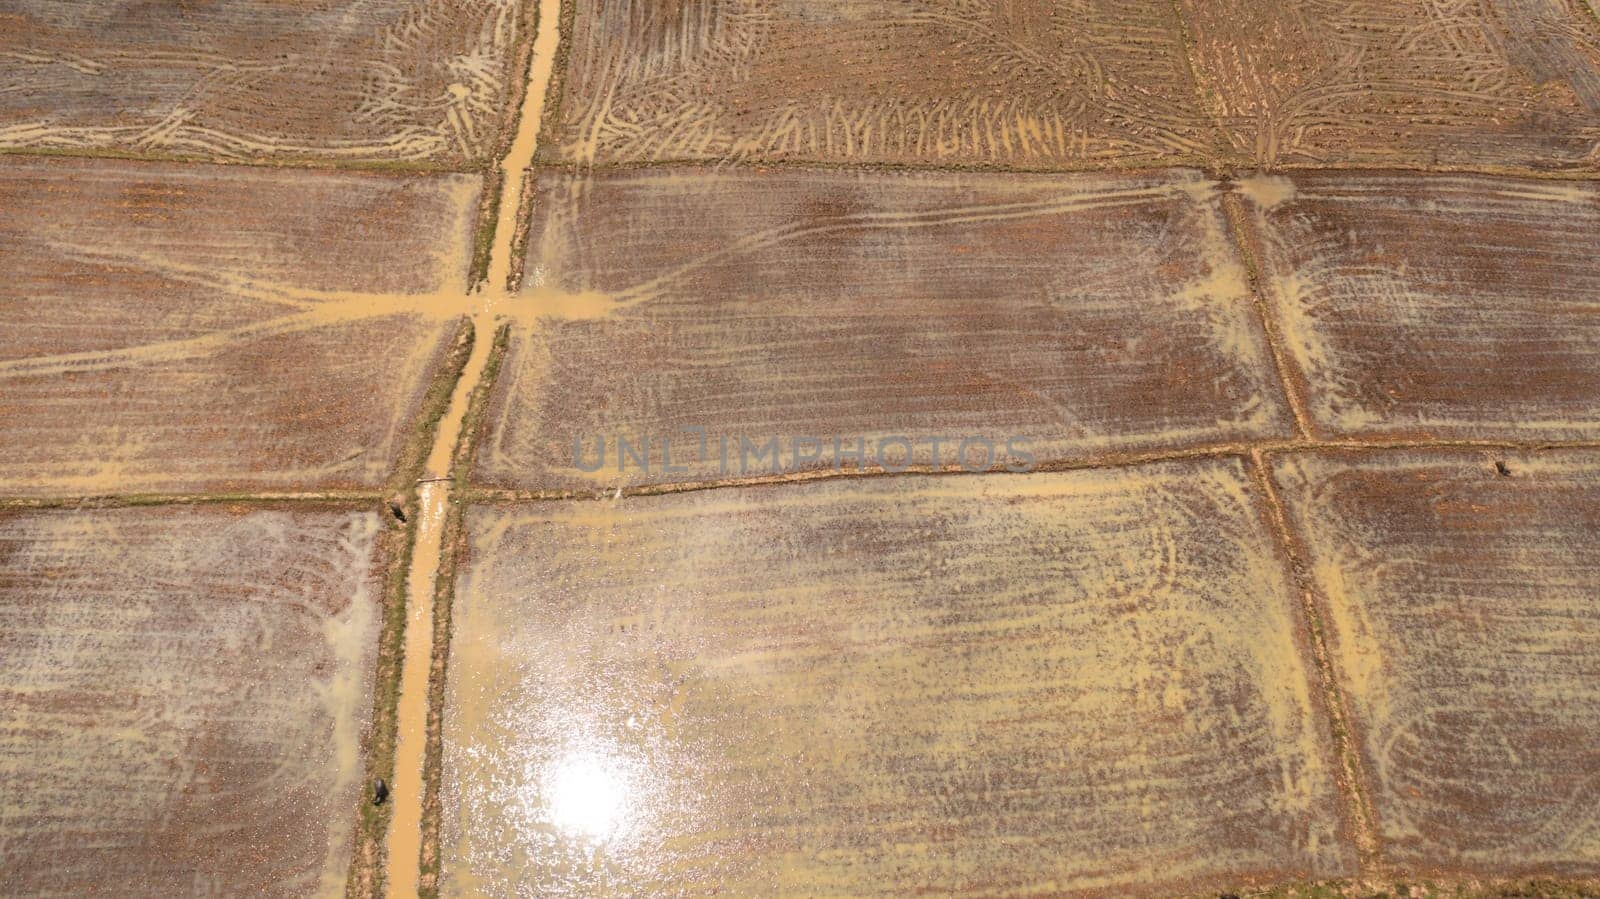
(0, 490, 384, 509)
(1219, 185, 1318, 439)
(378, 0, 565, 892)
(0, 145, 477, 176)
(522, 155, 1600, 183)
(1247, 449, 1385, 873)
(459, 435, 1600, 504)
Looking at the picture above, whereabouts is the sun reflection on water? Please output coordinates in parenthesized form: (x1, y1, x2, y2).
(540, 748, 634, 841)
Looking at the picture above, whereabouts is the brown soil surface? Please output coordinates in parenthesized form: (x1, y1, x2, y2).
(0, 504, 388, 895)
(1271, 448, 1600, 878)
(0, 155, 478, 497)
(438, 463, 1354, 896)
(3, 1, 1599, 896)
(1181, 0, 1600, 172)
(540, 0, 1217, 168)
(0, 0, 526, 167)
(477, 166, 1289, 490)
(538, 0, 1600, 173)
(1235, 172, 1600, 441)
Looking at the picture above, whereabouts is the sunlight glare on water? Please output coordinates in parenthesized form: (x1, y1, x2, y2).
(542, 748, 633, 841)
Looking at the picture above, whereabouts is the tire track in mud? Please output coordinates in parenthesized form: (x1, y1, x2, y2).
(379, 0, 564, 894)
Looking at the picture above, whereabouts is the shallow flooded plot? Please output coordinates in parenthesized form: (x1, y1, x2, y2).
(1180, 0, 1600, 171)
(1235, 172, 1600, 441)
(0, 504, 388, 896)
(0, 0, 524, 166)
(438, 461, 1354, 896)
(542, 0, 1218, 168)
(0, 156, 479, 497)
(1271, 449, 1600, 877)
(479, 167, 1290, 490)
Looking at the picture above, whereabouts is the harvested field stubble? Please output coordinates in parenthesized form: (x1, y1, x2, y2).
(0, 504, 390, 896)
(0, 0, 526, 166)
(0, 156, 482, 498)
(479, 166, 1292, 490)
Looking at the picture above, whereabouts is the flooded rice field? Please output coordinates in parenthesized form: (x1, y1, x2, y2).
(2, 0, 1598, 896)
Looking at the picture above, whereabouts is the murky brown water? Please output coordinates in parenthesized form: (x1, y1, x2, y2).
(382, 0, 566, 893)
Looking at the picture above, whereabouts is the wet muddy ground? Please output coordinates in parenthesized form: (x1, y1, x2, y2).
(0, 504, 388, 895)
(2, 1, 1598, 897)
(438, 464, 1355, 895)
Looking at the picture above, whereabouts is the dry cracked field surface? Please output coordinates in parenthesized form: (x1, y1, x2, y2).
(2, 1, 1599, 898)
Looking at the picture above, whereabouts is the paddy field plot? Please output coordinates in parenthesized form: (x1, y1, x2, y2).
(1272, 448, 1600, 877)
(0, 155, 479, 498)
(0, 0, 527, 167)
(541, 0, 1220, 168)
(1234, 172, 1600, 441)
(1180, 0, 1600, 172)
(478, 166, 1292, 491)
(435, 461, 1356, 896)
(0, 504, 390, 896)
